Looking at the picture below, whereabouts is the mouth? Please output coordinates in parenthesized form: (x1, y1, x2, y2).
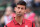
(17, 13, 22, 16)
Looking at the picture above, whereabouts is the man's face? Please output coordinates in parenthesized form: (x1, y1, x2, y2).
(15, 5, 26, 16)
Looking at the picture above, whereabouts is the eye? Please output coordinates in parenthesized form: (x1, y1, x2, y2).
(18, 7, 20, 9)
(21, 8, 23, 10)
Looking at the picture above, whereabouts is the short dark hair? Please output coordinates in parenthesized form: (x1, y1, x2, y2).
(17, 1, 26, 9)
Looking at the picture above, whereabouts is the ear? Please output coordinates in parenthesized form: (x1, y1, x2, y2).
(24, 9, 26, 13)
(14, 7, 16, 11)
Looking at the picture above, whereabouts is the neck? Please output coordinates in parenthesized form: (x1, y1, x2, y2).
(15, 15, 24, 25)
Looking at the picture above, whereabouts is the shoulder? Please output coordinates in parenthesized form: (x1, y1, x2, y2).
(25, 19, 35, 27)
(1, 16, 5, 23)
(6, 20, 14, 27)
(30, 12, 36, 16)
(24, 19, 32, 24)
(24, 19, 33, 27)
(24, 19, 32, 22)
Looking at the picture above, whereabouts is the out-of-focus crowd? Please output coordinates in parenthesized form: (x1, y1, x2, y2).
(0, 0, 40, 27)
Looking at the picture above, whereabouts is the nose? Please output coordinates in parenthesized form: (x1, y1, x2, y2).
(19, 8, 21, 12)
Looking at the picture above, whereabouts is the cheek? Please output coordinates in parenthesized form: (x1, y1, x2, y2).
(22, 10, 25, 13)
(15, 9, 18, 13)
(15, 8, 18, 11)
(16, 10, 18, 12)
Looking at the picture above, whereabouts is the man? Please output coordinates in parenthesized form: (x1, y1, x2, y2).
(6, 1, 35, 27)
(24, 7, 35, 22)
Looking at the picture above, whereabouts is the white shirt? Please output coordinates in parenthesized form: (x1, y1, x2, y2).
(4, 15, 12, 25)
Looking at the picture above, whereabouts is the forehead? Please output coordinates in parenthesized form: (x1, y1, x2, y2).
(16, 5, 25, 7)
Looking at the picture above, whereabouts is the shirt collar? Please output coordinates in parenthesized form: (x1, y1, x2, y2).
(13, 17, 25, 25)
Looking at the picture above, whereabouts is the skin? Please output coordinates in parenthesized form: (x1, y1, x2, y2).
(26, 8, 31, 13)
(15, 5, 26, 25)
(34, 0, 40, 3)
(14, 0, 20, 4)
(5, 6, 13, 16)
